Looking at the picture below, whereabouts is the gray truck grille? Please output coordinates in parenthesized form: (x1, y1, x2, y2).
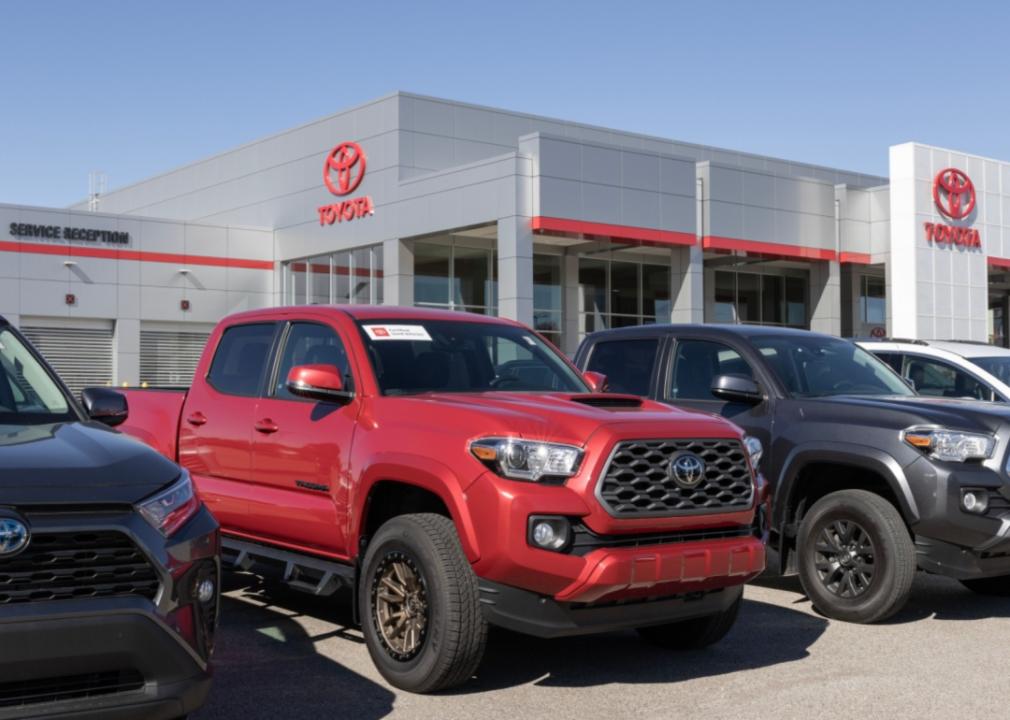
(0, 531, 160, 605)
(598, 439, 754, 517)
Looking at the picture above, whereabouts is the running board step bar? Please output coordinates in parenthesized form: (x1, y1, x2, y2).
(223, 537, 355, 597)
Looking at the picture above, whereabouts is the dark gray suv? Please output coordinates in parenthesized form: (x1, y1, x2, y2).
(576, 324, 1010, 623)
(0, 316, 220, 719)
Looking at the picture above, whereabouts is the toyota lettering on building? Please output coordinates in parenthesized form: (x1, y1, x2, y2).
(317, 141, 375, 226)
(925, 167, 981, 249)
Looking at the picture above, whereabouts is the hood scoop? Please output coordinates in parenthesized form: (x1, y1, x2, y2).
(569, 394, 644, 409)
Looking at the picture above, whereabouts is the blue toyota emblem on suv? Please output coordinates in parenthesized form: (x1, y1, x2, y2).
(0, 517, 30, 557)
(670, 453, 706, 489)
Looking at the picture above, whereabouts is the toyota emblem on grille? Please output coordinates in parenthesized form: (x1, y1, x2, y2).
(0, 516, 30, 558)
(669, 453, 706, 489)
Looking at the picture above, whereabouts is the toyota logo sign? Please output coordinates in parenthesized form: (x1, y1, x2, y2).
(933, 168, 976, 220)
(669, 452, 706, 489)
(0, 516, 30, 558)
(323, 141, 367, 196)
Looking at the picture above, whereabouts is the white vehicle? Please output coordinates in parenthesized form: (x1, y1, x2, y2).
(856, 339, 1010, 402)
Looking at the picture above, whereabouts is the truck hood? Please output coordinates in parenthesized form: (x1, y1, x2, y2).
(797, 394, 1010, 435)
(375, 391, 741, 446)
(0, 422, 182, 506)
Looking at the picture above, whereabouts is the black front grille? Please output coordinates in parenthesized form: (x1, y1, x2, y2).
(598, 439, 754, 517)
(0, 531, 160, 605)
(570, 523, 752, 556)
(0, 669, 144, 709)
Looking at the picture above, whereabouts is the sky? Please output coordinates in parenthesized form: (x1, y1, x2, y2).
(2, 0, 1009, 207)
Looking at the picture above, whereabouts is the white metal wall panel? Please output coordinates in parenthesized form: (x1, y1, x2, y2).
(139, 330, 210, 387)
(20, 326, 114, 395)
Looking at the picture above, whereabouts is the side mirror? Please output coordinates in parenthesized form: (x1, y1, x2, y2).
(711, 374, 763, 405)
(81, 387, 129, 427)
(583, 371, 609, 393)
(286, 364, 353, 403)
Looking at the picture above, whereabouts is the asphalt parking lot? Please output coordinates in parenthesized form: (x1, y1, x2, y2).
(193, 571, 1009, 720)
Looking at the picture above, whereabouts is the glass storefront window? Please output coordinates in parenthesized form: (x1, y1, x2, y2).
(610, 262, 639, 317)
(713, 269, 807, 328)
(534, 255, 562, 347)
(282, 245, 384, 308)
(579, 258, 608, 335)
(860, 275, 886, 324)
(412, 239, 495, 314)
(642, 264, 671, 322)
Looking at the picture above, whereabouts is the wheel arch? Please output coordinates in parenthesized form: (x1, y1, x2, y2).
(353, 454, 481, 564)
(772, 444, 918, 573)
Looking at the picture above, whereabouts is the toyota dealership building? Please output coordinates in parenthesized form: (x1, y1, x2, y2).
(2, 91, 1008, 390)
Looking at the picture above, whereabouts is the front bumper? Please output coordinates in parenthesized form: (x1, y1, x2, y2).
(479, 578, 743, 638)
(905, 456, 1010, 575)
(0, 506, 220, 719)
(0, 598, 210, 720)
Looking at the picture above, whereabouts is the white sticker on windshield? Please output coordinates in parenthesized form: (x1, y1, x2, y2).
(364, 324, 433, 341)
(522, 335, 537, 346)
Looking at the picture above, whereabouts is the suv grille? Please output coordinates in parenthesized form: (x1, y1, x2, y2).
(598, 439, 754, 517)
(0, 531, 160, 605)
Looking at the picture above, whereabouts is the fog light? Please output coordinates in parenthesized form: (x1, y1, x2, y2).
(962, 490, 989, 515)
(528, 516, 571, 552)
(196, 577, 216, 604)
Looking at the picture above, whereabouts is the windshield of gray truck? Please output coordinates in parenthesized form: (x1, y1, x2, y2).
(0, 328, 75, 424)
(753, 335, 915, 398)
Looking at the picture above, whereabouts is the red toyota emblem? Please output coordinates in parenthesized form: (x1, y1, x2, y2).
(932, 168, 975, 220)
(323, 141, 366, 196)
(870, 326, 886, 338)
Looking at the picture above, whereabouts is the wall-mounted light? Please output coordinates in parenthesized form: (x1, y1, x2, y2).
(63, 260, 78, 267)
(178, 268, 191, 275)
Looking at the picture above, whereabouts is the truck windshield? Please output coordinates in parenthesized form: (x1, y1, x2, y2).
(753, 335, 914, 399)
(0, 328, 75, 424)
(357, 319, 587, 396)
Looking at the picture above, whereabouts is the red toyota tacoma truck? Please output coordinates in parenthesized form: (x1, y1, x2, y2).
(113, 306, 769, 692)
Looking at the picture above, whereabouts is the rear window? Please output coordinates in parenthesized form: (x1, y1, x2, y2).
(585, 339, 658, 396)
(207, 323, 276, 397)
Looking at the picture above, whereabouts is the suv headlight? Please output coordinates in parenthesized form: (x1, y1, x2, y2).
(137, 470, 201, 536)
(744, 435, 763, 469)
(902, 427, 995, 463)
(470, 437, 583, 482)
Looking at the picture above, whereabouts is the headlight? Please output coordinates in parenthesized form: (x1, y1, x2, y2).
(470, 437, 583, 482)
(902, 427, 995, 463)
(137, 470, 201, 536)
(744, 435, 763, 469)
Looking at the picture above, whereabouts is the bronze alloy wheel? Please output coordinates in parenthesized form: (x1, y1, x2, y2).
(371, 551, 429, 661)
(813, 519, 876, 598)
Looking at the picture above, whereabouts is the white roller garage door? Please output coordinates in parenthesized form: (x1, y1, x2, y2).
(140, 329, 211, 387)
(20, 325, 114, 396)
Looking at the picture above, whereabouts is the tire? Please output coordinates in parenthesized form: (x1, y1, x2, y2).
(796, 489, 916, 624)
(960, 575, 1010, 596)
(636, 591, 742, 650)
(359, 513, 487, 693)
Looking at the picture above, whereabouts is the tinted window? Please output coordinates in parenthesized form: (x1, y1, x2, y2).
(274, 323, 353, 400)
(207, 323, 276, 397)
(358, 320, 586, 396)
(669, 340, 754, 400)
(872, 352, 903, 374)
(972, 356, 1010, 386)
(0, 328, 74, 424)
(586, 339, 658, 396)
(904, 356, 992, 401)
(753, 335, 912, 398)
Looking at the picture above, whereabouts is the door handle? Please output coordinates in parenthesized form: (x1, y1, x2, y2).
(254, 418, 279, 434)
(186, 412, 208, 427)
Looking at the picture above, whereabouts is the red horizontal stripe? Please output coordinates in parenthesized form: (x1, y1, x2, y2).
(988, 256, 1010, 269)
(531, 216, 695, 246)
(839, 252, 872, 265)
(0, 239, 273, 270)
(703, 235, 836, 261)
